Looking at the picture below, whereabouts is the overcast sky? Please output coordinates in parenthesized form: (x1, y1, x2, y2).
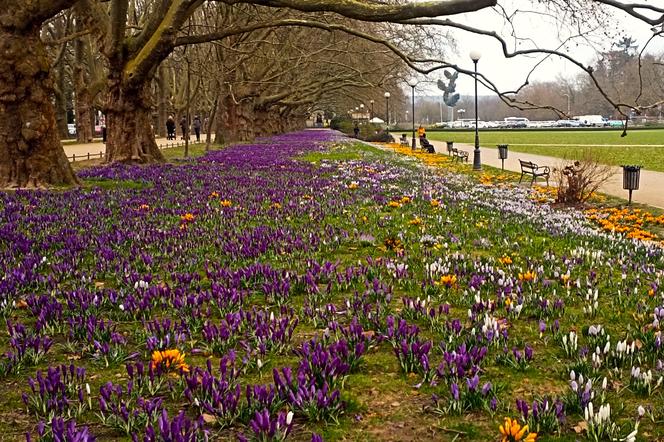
(414, 0, 664, 96)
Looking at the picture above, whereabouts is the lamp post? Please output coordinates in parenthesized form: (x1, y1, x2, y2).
(563, 93, 571, 116)
(384, 92, 391, 131)
(407, 78, 418, 149)
(369, 100, 374, 120)
(470, 50, 482, 170)
(439, 100, 444, 125)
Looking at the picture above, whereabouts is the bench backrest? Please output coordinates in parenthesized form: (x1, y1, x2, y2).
(519, 160, 538, 170)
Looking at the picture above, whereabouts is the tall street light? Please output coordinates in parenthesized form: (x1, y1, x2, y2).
(563, 93, 571, 115)
(407, 78, 418, 150)
(470, 50, 482, 171)
(384, 92, 391, 132)
(369, 100, 374, 120)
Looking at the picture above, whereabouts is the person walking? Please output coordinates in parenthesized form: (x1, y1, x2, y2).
(166, 115, 176, 140)
(180, 116, 188, 140)
(353, 122, 360, 138)
(193, 115, 202, 142)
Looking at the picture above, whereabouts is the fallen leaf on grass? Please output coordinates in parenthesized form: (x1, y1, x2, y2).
(573, 421, 588, 433)
(202, 414, 216, 424)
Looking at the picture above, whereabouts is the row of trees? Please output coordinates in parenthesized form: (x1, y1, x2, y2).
(2, 0, 664, 187)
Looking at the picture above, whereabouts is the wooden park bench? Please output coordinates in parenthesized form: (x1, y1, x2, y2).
(519, 159, 550, 186)
(451, 148, 469, 163)
(399, 135, 409, 146)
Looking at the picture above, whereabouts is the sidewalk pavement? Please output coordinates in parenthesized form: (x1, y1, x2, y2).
(398, 134, 664, 209)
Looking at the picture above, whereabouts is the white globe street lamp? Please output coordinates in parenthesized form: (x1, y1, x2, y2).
(407, 78, 419, 149)
(470, 50, 482, 170)
(384, 92, 391, 130)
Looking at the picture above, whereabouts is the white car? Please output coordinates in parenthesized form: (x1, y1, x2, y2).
(67, 124, 76, 136)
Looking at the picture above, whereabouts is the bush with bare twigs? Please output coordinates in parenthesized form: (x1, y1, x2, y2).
(554, 151, 613, 205)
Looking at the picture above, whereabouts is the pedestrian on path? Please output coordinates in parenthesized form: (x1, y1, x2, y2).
(193, 116, 202, 142)
(166, 115, 176, 140)
(180, 116, 188, 140)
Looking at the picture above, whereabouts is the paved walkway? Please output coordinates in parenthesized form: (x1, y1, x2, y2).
(396, 133, 664, 208)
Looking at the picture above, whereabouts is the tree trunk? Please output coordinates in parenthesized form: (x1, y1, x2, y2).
(74, 34, 94, 143)
(74, 87, 94, 143)
(104, 75, 165, 163)
(205, 96, 218, 151)
(156, 65, 168, 138)
(0, 26, 78, 188)
(253, 108, 269, 137)
(53, 64, 70, 139)
(215, 94, 255, 144)
(213, 96, 225, 145)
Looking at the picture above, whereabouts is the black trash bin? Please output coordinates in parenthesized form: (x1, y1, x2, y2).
(497, 144, 508, 170)
(621, 165, 641, 205)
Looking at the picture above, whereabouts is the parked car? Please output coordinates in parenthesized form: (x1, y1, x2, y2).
(556, 119, 581, 127)
(575, 115, 608, 127)
(67, 124, 76, 136)
(504, 117, 529, 128)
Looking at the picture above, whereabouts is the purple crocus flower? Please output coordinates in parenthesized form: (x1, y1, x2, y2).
(450, 382, 460, 401)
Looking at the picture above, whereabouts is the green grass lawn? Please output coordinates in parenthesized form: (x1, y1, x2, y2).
(426, 129, 664, 146)
(425, 129, 664, 171)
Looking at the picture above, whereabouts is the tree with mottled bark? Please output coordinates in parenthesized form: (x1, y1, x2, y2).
(0, 0, 79, 188)
(72, 0, 498, 163)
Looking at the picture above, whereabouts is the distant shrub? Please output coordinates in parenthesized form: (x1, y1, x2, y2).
(330, 117, 350, 131)
(364, 131, 394, 143)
